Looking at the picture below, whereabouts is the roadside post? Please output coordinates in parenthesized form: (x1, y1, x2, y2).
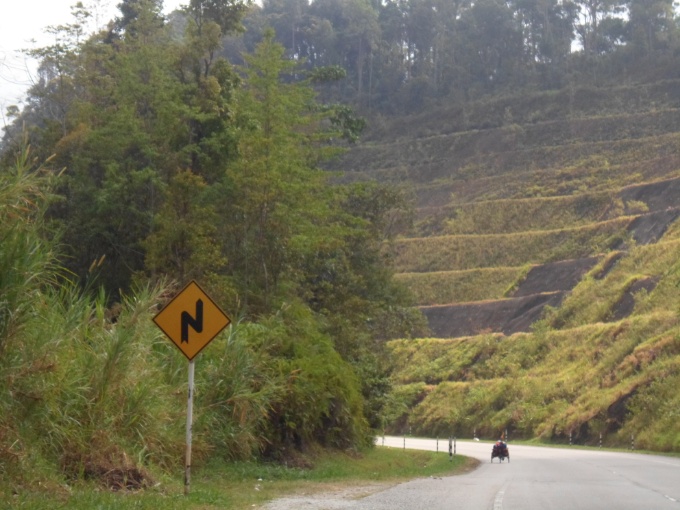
(448, 437, 453, 461)
(153, 280, 231, 495)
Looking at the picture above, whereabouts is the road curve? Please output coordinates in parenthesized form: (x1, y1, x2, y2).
(265, 436, 680, 510)
(374, 436, 680, 510)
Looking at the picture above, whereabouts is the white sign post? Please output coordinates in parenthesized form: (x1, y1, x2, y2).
(184, 359, 195, 494)
(153, 281, 231, 495)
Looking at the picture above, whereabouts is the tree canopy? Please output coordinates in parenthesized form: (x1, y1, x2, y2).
(230, 0, 680, 112)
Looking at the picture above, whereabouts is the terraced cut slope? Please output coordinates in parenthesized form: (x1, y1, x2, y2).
(338, 81, 680, 450)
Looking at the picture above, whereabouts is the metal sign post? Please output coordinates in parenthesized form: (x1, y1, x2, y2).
(185, 359, 195, 495)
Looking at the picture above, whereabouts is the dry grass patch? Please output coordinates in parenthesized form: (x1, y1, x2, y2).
(390, 218, 630, 273)
(395, 267, 524, 305)
(426, 193, 615, 236)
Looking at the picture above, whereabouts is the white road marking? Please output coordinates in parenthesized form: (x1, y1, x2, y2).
(639, 458, 680, 468)
(493, 488, 505, 510)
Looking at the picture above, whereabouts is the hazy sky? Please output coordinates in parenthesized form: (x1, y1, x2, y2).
(0, 0, 185, 114)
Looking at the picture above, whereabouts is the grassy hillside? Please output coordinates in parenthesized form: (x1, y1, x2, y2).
(384, 239, 680, 450)
(390, 218, 630, 273)
(394, 267, 526, 305)
(341, 79, 680, 450)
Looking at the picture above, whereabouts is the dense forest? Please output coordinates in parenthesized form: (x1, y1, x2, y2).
(2, 0, 680, 495)
(226, 0, 680, 112)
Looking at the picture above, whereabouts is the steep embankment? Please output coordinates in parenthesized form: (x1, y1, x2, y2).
(337, 81, 680, 449)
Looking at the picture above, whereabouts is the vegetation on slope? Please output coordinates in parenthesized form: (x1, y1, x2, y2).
(416, 193, 628, 237)
(386, 233, 680, 450)
(390, 218, 631, 273)
(342, 19, 680, 451)
(395, 267, 527, 306)
(4, 0, 680, 497)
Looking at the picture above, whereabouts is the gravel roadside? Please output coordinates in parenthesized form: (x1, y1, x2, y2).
(261, 481, 397, 509)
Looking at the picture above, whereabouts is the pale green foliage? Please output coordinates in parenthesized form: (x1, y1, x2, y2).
(440, 193, 614, 236)
(664, 217, 680, 240)
(0, 154, 177, 477)
(395, 267, 525, 305)
(0, 148, 61, 480)
(549, 239, 680, 328)
(0, 146, 56, 353)
(24, 284, 185, 470)
(627, 368, 680, 450)
(391, 218, 630, 273)
(388, 313, 680, 440)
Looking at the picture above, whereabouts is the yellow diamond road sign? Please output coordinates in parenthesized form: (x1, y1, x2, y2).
(153, 280, 231, 361)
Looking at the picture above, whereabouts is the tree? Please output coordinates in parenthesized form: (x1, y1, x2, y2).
(176, 0, 246, 181)
(23, 2, 92, 139)
(574, 0, 626, 55)
(219, 29, 332, 312)
(48, 1, 187, 294)
(184, 0, 249, 35)
(260, 0, 311, 60)
(9, 0, 250, 296)
(144, 170, 226, 283)
(456, 0, 525, 93)
(309, 0, 380, 102)
(110, 0, 165, 39)
(626, 0, 677, 56)
(511, 0, 578, 66)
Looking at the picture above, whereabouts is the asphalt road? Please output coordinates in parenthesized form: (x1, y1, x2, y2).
(372, 436, 680, 510)
(265, 436, 680, 509)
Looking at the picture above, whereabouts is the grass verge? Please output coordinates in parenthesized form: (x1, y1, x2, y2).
(4, 447, 473, 510)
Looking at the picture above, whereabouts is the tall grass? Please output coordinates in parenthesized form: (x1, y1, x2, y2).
(0, 146, 63, 483)
(0, 147, 57, 353)
(0, 151, 371, 492)
(1, 274, 187, 484)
